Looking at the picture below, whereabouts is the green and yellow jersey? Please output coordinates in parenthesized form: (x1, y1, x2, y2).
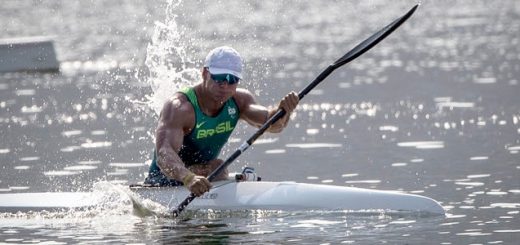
(145, 87, 240, 185)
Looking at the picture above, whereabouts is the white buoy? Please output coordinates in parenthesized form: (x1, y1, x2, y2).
(0, 36, 60, 73)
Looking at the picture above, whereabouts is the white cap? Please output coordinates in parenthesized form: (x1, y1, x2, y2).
(204, 46, 243, 79)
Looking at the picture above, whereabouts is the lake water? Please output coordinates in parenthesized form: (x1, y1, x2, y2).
(1, 0, 519, 244)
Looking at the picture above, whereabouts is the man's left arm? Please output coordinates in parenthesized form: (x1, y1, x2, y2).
(236, 89, 299, 133)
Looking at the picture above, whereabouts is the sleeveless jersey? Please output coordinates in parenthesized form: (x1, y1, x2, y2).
(147, 87, 240, 178)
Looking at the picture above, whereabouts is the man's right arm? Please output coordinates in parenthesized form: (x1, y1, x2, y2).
(155, 95, 211, 196)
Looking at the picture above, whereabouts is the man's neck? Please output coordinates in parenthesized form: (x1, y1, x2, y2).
(194, 84, 224, 117)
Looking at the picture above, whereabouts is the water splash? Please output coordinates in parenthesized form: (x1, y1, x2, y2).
(144, 0, 200, 115)
(0, 182, 166, 220)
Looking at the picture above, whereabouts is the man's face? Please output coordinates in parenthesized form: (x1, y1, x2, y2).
(203, 68, 238, 104)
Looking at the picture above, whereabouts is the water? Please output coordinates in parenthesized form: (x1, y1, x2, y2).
(1, 0, 519, 243)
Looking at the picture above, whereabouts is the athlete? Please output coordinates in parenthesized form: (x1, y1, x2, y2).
(144, 46, 299, 196)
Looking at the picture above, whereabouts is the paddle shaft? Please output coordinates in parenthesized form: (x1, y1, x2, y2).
(172, 4, 419, 217)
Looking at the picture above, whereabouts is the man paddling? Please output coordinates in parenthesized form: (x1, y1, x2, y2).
(145, 46, 299, 196)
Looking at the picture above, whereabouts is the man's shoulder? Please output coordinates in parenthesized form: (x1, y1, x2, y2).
(160, 92, 195, 120)
(233, 88, 257, 114)
(234, 88, 255, 101)
(168, 92, 192, 109)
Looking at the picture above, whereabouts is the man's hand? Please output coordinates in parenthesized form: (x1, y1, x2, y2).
(268, 91, 299, 132)
(279, 91, 299, 114)
(184, 173, 212, 196)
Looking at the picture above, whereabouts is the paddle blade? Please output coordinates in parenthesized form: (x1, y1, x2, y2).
(332, 4, 418, 68)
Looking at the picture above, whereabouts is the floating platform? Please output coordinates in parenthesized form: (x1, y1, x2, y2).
(0, 36, 60, 73)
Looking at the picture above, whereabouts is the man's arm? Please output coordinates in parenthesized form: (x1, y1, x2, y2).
(155, 95, 211, 196)
(235, 89, 299, 133)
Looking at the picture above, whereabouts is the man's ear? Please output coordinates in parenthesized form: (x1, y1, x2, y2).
(201, 67, 209, 81)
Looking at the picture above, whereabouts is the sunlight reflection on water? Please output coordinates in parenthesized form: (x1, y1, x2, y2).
(0, 0, 519, 244)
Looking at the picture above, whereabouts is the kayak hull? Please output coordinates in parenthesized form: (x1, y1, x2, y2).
(0, 181, 445, 215)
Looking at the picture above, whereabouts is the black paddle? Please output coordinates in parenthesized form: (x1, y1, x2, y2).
(172, 4, 419, 217)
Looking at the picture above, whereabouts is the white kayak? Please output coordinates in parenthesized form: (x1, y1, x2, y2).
(0, 180, 445, 215)
(132, 181, 445, 214)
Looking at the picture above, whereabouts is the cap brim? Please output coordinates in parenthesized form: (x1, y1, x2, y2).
(208, 67, 242, 79)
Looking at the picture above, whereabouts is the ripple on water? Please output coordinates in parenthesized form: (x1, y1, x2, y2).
(61, 130, 82, 137)
(20, 105, 43, 113)
(341, 173, 359, 178)
(436, 101, 475, 110)
(486, 191, 508, 196)
(63, 165, 98, 171)
(470, 156, 489, 161)
(507, 145, 520, 154)
(91, 130, 106, 135)
(14, 89, 36, 96)
(265, 149, 286, 154)
(379, 125, 399, 132)
(44, 170, 80, 176)
(389, 219, 416, 225)
(397, 141, 444, 149)
(78, 160, 102, 165)
(345, 180, 381, 184)
(391, 162, 407, 167)
(467, 174, 490, 179)
(107, 169, 128, 176)
(456, 231, 492, 237)
(490, 203, 520, 209)
(474, 77, 497, 84)
(254, 138, 279, 144)
(60, 146, 82, 152)
(493, 229, 520, 233)
(109, 163, 145, 168)
(306, 128, 320, 135)
(455, 181, 484, 187)
(19, 156, 39, 161)
(249, 230, 277, 235)
(81, 141, 112, 148)
(286, 143, 342, 149)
